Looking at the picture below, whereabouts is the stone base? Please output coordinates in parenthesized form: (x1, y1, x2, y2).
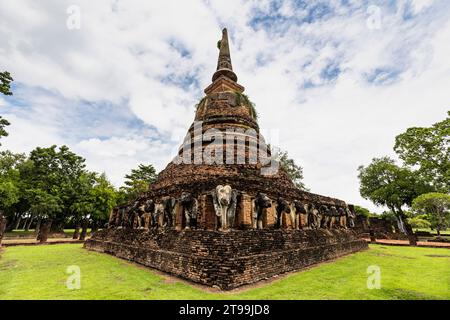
(84, 228, 368, 290)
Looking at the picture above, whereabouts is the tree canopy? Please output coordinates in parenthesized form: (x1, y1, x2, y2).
(0, 71, 13, 96)
(394, 111, 449, 192)
(358, 156, 431, 224)
(0, 71, 13, 144)
(412, 192, 450, 235)
(119, 164, 157, 202)
(276, 149, 308, 191)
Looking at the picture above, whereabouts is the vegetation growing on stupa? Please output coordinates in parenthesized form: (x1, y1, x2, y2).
(234, 91, 258, 120)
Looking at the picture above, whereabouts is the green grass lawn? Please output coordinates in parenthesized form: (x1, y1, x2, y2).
(0, 244, 449, 300)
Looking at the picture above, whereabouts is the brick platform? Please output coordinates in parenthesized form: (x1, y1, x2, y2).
(85, 228, 367, 290)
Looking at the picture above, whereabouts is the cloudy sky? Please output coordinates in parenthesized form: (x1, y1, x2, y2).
(0, 0, 449, 213)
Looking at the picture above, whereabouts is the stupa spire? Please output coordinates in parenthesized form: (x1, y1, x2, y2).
(212, 28, 238, 82)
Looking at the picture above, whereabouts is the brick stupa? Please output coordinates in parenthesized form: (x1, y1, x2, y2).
(85, 28, 367, 290)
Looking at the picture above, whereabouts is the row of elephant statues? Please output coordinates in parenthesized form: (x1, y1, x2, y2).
(109, 185, 356, 231)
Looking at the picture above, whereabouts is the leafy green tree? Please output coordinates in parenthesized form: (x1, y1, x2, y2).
(0, 117, 10, 144)
(412, 193, 450, 236)
(394, 112, 450, 192)
(120, 164, 157, 202)
(0, 151, 26, 230)
(353, 205, 373, 218)
(71, 172, 117, 238)
(22, 145, 86, 231)
(90, 173, 117, 230)
(358, 157, 431, 243)
(0, 181, 19, 216)
(0, 71, 13, 95)
(0, 71, 13, 144)
(276, 150, 308, 191)
(69, 171, 96, 238)
(26, 188, 62, 220)
(407, 216, 431, 230)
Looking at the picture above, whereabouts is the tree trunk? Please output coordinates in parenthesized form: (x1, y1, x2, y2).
(14, 217, 22, 230)
(36, 219, 52, 243)
(35, 218, 42, 235)
(398, 209, 417, 246)
(72, 224, 80, 239)
(436, 227, 441, 236)
(91, 221, 98, 233)
(25, 217, 33, 231)
(79, 220, 88, 241)
(393, 207, 417, 246)
(21, 218, 28, 230)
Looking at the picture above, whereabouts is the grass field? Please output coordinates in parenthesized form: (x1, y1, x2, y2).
(0, 244, 449, 300)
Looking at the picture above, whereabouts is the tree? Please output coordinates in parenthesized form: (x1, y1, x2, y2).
(0, 151, 26, 231)
(22, 145, 86, 232)
(407, 216, 431, 229)
(89, 173, 117, 231)
(358, 157, 431, 244)
(394, 112, 450, 192)
(120, 164, 157, 202)
(276, 150, 308, 191)
(69, 171, 96, 239)
(71, 172, 117, 239)
(412, 193, 450, 236)
(0, 71, 13, 145)
(0, 71, 13, 95)
(353, 205, 373, 218)
(0, 117, 10, 144)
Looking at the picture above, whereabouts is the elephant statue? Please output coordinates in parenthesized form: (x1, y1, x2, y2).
(346, 205, 356, 228)
(253, 193, 271, 229)
(275, 197, 291, 229)
(180, 192, 198, 230)
(293, 200, 307, 230)
(338, 207, 347, 228)
(319, 205, 330, 229)
(162, 197, 176, 228)
(153, 202, 164, 229)
(212, 185, 238, 231)
(329, 206, 338, 229)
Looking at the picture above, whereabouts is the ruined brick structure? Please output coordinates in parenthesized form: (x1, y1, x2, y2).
(354, 215, 408, 240)
(85, 28, 367, 289)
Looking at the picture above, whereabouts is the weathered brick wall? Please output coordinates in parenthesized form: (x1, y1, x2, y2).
(354, 216, 408, 240)
(85, 228, 367, 290)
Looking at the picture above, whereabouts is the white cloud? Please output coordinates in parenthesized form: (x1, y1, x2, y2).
(1, 0, 449, 213)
